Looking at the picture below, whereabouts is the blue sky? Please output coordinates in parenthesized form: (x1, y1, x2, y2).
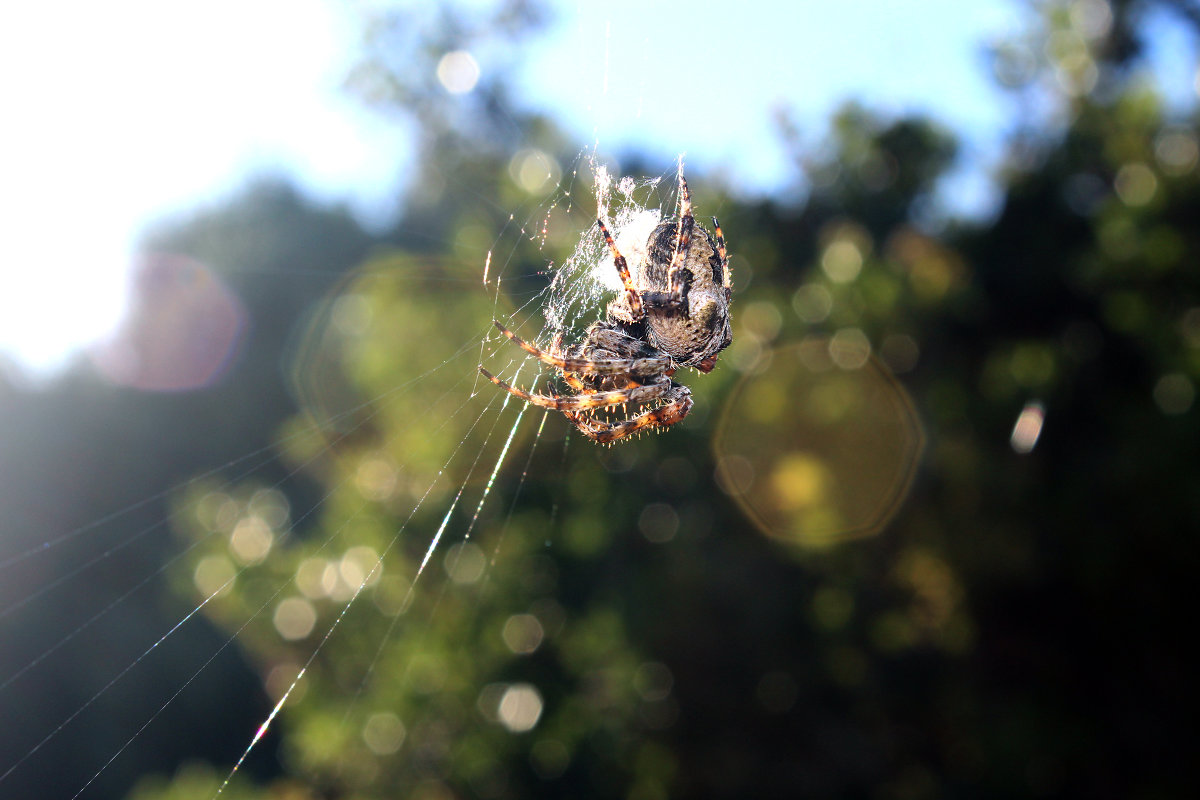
(0, 0, 1195, 374)
(514, 0, 1015, 195)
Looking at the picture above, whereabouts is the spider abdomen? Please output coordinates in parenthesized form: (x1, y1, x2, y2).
(634, 219, 733, 369)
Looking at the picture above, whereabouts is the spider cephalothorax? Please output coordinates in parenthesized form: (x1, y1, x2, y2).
(480, 174, 732, 443)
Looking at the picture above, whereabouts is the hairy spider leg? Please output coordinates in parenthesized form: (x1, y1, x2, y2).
(478, 367, 671, 410)
(665, 174, 695, 302)
(712, 215, 732, 289)
(571, 390, 695, 444)
(595, 219, 645, 320)
(489, 320, 668, 376)
(541, 352, 592, 433)
(550, 333, 587, 392)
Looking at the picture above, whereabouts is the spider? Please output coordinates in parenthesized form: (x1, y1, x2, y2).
(479, 173, 733, 443)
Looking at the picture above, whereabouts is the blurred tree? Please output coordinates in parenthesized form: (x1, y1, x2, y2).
(0, 181, 377, 800)
(126, 0, 1199, 797)
(4, 0, 1194, 799)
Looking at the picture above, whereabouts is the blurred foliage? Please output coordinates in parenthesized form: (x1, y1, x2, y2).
(1, 1, 1197, 799)
(0, 181, 377, 800)
(129, 0, 1198, 796)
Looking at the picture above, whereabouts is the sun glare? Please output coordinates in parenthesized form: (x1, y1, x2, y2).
(0, 1, 395, 378)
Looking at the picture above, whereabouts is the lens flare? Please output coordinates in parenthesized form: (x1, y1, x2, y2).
(90, 253, 246, 391)
(715, 341, 924, 546)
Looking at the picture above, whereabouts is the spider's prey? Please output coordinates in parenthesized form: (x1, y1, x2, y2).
(480, 173, 732, 443)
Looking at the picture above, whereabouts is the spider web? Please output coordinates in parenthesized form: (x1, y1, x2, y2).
(484, 161, 676, 383)
(0, 3, 916, 793)
(0, 147, 687, 799)
(0, 117, 926, 800)
(541, 166, 665, 343)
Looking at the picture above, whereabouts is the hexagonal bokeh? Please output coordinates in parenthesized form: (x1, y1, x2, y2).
(714, 338, 925, 547)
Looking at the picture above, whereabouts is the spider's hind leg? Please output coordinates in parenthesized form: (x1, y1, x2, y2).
(489, 320, 669, 378)
(478, 367, 672, 412)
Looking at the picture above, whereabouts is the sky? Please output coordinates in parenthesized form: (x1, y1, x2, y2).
(0, 0, 1195, 376)
(519, 0, 1014, 192)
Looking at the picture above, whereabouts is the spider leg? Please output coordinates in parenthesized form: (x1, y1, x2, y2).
(571, 385, 694, 444)
(551, 333, 587, 391)
(667, 174, 695, 300)
(712, 215, 732, 290)
(490, 320, 668, 377)
(640, 174, 694, 312)
(672, 175, 700, 293)
(596, 218, 645, 320)
(478, 367, 671, 411)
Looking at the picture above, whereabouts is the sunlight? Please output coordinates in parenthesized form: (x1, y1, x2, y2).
(0, 1, 398, 375)
(0, 233, 129, 375)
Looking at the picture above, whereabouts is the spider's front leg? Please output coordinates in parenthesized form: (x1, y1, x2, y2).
(634, 174, 696, 315)
(711, 214, 731, 293)
(597, 173, 698, 320)
(661, 174, 694, 308)
(596, 218, 645, 321)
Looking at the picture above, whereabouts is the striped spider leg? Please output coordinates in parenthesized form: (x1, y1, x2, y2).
(478, 321, 693, 443)
(480, 171, 730, 443)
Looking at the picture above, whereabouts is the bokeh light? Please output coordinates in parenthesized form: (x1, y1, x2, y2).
(341, 545, 383, 589)
(1114, 162, 1158, 206)
(508, 148, 562, 194)
(362, 712, 407, 756)
(229, 516, 273, 565)
(1010, 400, 1046, 453)
(436, 50, 480, 94)
(637, 503, 679, 543)
(444, 542, 486, 584)
(273, 597, 317, 640)
(1153, 373, 1195, 414)
(715, 340, 925, 546)
(192, 555, 235, 599)
(295, 557, 335, 599)
(501, 613, 545, 655)
(90, 253, 246, 391)
(496, 683, 543, 733)
(632, 662, 673, 702)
